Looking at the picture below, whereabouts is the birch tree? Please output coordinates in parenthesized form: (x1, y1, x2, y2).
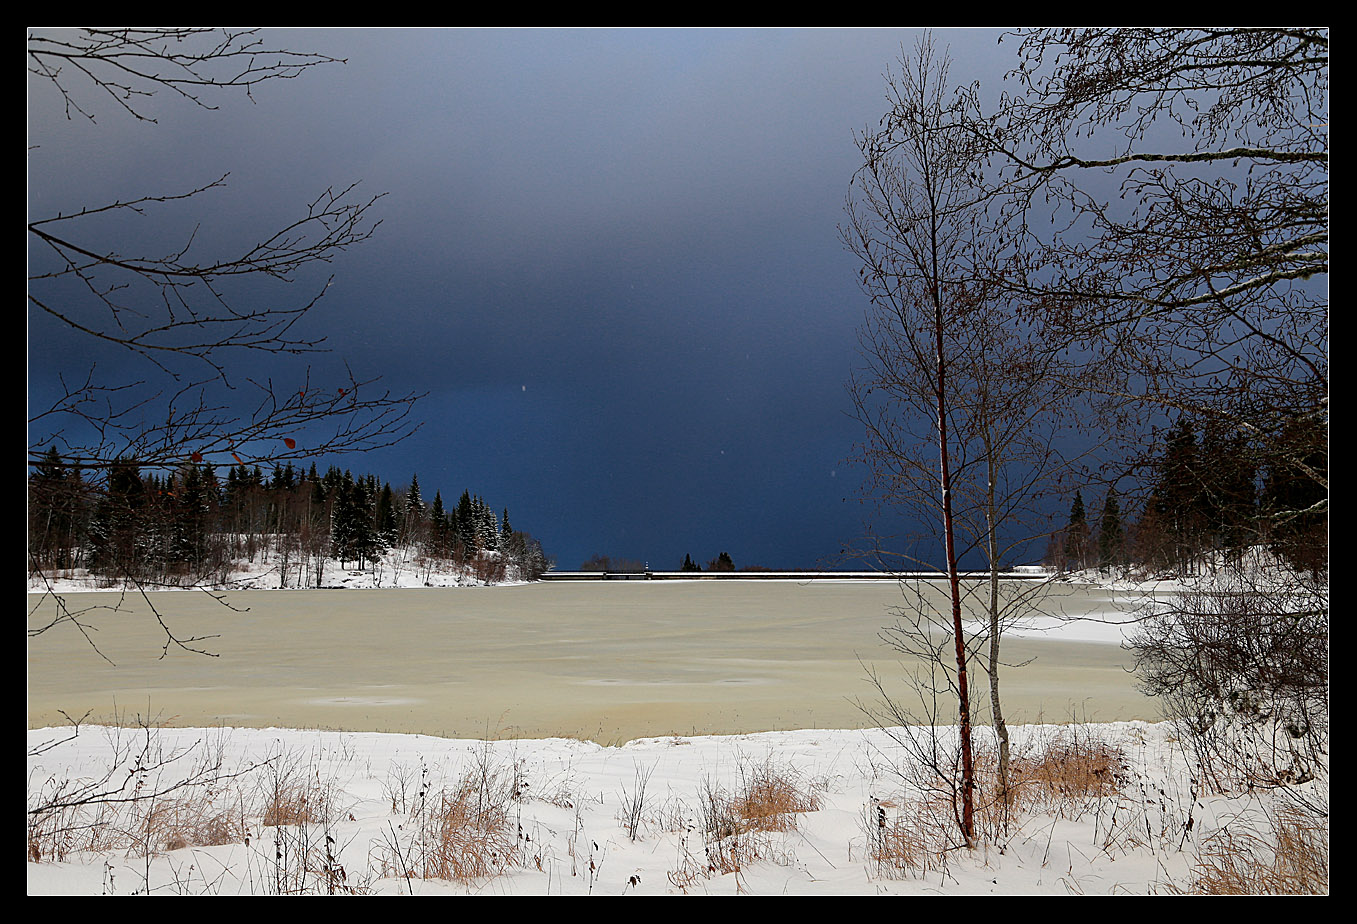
(987, 28, 1328, 818)
(843, 36, 988, 845)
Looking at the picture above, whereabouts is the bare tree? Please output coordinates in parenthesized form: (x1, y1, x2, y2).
(844, 33, 1132, 840)
(1125, 564, 1327, 814)
(28, 28, 424, 656)
(946, 310, 1097, 816)
(842, 36, 991, 845)
(987, 27, 1327, 508)
(980, 28, 1329, 820)
(29, 29, 423, 479)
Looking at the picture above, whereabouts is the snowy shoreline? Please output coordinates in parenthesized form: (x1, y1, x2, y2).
(28, 560, 1326, 894)
(26, 718, 1327, 895)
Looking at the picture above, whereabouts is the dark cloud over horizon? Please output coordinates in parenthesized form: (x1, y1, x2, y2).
(29, 28, 1016, 571)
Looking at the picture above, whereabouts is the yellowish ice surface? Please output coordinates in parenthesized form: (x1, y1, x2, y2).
(27, 582, 1157, 743)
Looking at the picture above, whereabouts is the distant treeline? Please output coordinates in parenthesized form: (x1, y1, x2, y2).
(1047, 414, 1327, 578)
(27, 452, 552, 587)
(581, 551, 782, 573)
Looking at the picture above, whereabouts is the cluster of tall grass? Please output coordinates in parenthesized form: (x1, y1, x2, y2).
(1182, 802, 1328, 894)
(859, 722, 1326, 894)
(373, 746, 525, 889)
(666, 759, 824, 893)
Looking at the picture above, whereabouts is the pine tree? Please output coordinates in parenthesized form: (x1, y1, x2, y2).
(376, 482, 398, 546)
(1261, 413, 1328, 577)
(398, 474, 425, 547)
(1063, 491, 1090, 571)
(1097, 488, 1123, 572)
(270, 463, 296, 493)
(331, 471, 380, 568)
(404, 474, 423, 518)
(429, 491, 449, 556)
(29, 447, 85, 571)
(169, 462, 214, 569)
(455, 491, 476, 551)
(1199, 420, 1258, 561)
(357, 477, 382, 565)
(477, 498, 498, 551)
(1149, 417, 1205, 574)
(88, 460, 147, 577)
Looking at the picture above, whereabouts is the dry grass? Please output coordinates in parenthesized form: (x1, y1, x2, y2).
(28, 759, 253, 862)
(416, 774, 520, 882)
(377, 751, 522, 887)
(259, 780, 325, 827)
(1185, 804, 1328, 895)
(699, 761, 822, 842)
(27, 799, 119, 863)
(867, 727, 1132, 878)
(866, 799, 949, 878)
(732, 761, 822, 832)
(952, 728, 1129, 841)
(29, 775, 254, 865)
(27, 728, 359, 897)
(668, 761, 821, 890)
(998, 729, 1125, 817)
(118, 791, 248, 855)
(257, 752, 338, 828)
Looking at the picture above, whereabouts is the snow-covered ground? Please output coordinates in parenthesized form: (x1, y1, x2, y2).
(26, 719, 1327, 895)
(27, 544, 524, 594)
(27, 558, 1328, 894)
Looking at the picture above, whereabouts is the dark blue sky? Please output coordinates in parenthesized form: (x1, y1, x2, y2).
(29, 28, 1020, 571)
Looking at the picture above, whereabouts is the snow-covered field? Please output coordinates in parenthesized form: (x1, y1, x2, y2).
(26, 719, 1327, 895)
(27, 544, 521, 594)
(27, 559, 1328, 895)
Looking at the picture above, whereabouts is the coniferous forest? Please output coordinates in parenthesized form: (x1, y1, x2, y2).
(27, 452, 552, 589)
(1045, 411, 1327, 579)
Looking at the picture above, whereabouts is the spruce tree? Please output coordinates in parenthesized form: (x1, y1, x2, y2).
(476, 497, 498, 551)
(429, 491, 449, 555)
(1200, 420, 1258, 561)
(455, 491, 476, 550)
(88, 460, 147, 577)
(332, 471, 380, 568)
(1261, 413, 1328, 577)
(169, 462, 213, 569)
(376, 483, 398, 547)
(1149, 417, 1204, 574)
(1063, 491, 1090, 571)
(1097, 488, 1123, 572)
(29, 447, 84, 570)
(405, 474, 423, 518)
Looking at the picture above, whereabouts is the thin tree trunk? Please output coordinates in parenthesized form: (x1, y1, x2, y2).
(930, 225, 975, 846)
(984, 427, 1011, 821)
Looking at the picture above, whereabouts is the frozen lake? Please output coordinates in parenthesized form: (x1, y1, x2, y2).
(27, 580, 1158, 742)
